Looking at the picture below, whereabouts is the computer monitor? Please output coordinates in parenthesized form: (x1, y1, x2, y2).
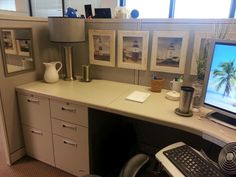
(203, 40, 236, 130)
(94, 8, 111, 18)
(84, 4, 93, 18)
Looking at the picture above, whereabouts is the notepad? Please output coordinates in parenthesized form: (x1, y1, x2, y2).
(126, 91, 150, 103)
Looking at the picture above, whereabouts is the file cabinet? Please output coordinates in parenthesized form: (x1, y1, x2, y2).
(50, 100, 89, 176)
(17, 93, 89, 177)
(17, 93, 54, 166)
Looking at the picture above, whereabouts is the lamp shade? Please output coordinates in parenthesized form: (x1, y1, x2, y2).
(48, 17, 85, 43)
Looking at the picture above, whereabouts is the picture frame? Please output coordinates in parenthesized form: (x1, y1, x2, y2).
(117, 30, 149, 70)
(150, 31, 189, 74)
(190, 31, 236, 75)
(2, 29, 17, 55)
(89, 29, 115, 67)
(190, 32, 213, 75)
(16, 39, 31, 57)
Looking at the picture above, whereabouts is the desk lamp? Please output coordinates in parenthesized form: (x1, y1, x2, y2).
(48, 17, 85, 80)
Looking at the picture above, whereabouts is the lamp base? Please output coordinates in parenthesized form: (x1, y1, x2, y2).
(64, 46, 74, 81)
(64, 76, 75, 81)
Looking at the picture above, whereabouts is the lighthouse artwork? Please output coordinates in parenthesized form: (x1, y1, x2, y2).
(89, 29, 115, 67)
(118, 30, 149, 70)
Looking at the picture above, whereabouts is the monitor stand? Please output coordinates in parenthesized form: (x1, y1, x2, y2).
(207, 112, 236, 130)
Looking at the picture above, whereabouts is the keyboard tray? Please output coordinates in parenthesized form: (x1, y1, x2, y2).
(163, 144, 226, 177)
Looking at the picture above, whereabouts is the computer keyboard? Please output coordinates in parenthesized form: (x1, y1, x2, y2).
(163, 144, 226, 177)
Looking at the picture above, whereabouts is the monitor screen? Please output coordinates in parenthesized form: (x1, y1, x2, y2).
(94, 8, 111, 18)
(203, 40, 236, 129)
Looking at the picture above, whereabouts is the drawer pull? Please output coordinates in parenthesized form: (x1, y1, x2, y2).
(63, 140, 77, 147)
(62, 123, 77, 131)
(31, 130, 43, 135)
(27, 98, 39, 104)
(61, 106, 76, 113)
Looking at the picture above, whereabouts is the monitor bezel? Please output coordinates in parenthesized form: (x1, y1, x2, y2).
(202, 39, 236, 120)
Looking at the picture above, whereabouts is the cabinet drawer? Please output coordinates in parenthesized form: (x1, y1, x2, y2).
(22, 125, 55, 166)
(53, 135, 89, 176)
(18, 93, 51, 132)
(52, 118, 88, 142)
(50, 99, 88, 127)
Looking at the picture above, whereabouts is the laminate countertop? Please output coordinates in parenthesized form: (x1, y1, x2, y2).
(16, 79, 236, 147)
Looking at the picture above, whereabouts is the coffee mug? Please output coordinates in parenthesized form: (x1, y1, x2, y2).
(179, 86, 194, 114)
(169, 80, 183, 92)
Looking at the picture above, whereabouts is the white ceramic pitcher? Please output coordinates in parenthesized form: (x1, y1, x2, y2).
(43, 61, 62, 83)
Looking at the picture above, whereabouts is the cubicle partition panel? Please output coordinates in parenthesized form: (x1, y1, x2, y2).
(0, 15, 61, 164)
(73, 19, 236, 87)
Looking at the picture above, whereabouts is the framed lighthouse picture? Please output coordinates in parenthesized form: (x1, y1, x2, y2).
(89, 29, 115, 67)
(117, 30, 149, 70)
(150, 31, 189, 74)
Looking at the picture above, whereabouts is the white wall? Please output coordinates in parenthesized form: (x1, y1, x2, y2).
(100, 0, 117, 17)
(0, 15, 60, 164)
(0, 0, 29, 16)
(65, 0, 118, 17)
(65, 0, 101, 17)
(15, 0, 29, 15)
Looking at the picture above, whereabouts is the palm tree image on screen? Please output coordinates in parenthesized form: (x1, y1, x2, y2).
(213, 60, 236, 106)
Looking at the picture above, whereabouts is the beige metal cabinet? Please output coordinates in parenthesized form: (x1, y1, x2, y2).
(50, 99, 89, 177)
(17, 92, 90, 176)
(50, 99, 88, 127)
(17, 93, 54, 166)
(18, 94, 51, 131)
(22, 125, 54, 165)
(53, 134, 89, 176)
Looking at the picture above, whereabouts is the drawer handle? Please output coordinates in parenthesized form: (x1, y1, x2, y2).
(61, 106, 76, 113)
(62, 123, 77, 131)
(27, 98, 39, 104)
(31, 130, 43, 135)
(63, 140, 77, 147)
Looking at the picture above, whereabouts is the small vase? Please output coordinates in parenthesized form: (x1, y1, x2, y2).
(192, 80, 204, 109)
(43, 61, 62, 83)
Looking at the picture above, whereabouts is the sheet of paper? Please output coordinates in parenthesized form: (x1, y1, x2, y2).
(126, 91, 150, 103)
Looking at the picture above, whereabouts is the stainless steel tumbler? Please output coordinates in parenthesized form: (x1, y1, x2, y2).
(82, 65, 91, 82)
(179, 86, 194, 114)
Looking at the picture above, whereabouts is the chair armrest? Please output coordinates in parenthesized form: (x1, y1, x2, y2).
(119, 153, 150, 177)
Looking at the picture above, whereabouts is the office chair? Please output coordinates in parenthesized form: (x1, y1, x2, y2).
(84, 153, 150, 177)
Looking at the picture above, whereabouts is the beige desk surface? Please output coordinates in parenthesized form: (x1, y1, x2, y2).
(16, 79, 236, 146)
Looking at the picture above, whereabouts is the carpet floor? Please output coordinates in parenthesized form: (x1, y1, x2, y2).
(0, 138, 75, 177)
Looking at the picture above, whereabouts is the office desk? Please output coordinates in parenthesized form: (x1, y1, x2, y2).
(16, 79, 236, 147)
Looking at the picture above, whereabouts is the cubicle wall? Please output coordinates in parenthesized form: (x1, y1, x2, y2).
(73, 19, 236, 88)
(0, 15, 60, 164)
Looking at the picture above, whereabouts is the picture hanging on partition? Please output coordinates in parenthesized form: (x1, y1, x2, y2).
(2, 29, 17, 55)
(190, 31, 236, 77)
(16, 39, 31, 57)
(117, 30, 149, 70)
(190, 32, 214, 77)
(89, 29, 115, 67)
(150, 31, 189, 74)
